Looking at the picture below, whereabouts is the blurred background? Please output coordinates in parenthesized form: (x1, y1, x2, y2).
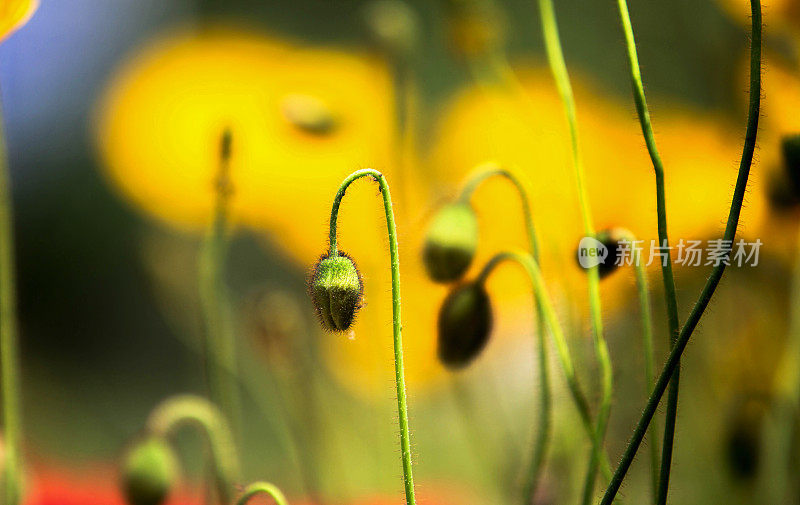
(1, 0, 799, 503)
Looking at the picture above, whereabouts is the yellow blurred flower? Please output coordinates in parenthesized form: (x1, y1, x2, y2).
(716, 0, 800, 34)
(95, 27, 395, 264)
(429, 66, 770, 322)
(0, 0, 36, 42)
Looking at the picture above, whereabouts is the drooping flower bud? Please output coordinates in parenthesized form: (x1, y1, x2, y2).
(576, 227, 632, 279)
(121, 437, 177, 505)
(310, 253, 364, 332)
(437, 282, 492, 369)
(423, 203, 479, 283)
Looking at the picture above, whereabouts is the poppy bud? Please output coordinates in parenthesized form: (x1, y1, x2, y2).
(437, 282, 492, 368)
(769, 134, 800, 210)
(121, 437, 177, 505)
(423, 203, 479, 283)
(725, 397, 766, 481)
(280, 93, 338, 136)
(362, 0, 419, 60)
(576, 227, 631, 279)
(310, 253, 364, 332)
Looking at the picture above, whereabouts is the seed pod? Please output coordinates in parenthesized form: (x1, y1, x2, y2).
(310, 253, 364, 332)
(437, 282, 492, 368)
(121, 437, 177, 505)
(280, 93, 338, 136)
(423, 203, 479, 283)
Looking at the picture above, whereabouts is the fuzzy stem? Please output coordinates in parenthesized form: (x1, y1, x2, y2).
(234, 481, 289, 505)
(476, 250, 614, 483)
(601, 2, 761, 501)
(612, 2, 682, 502)
(534, 0, 612, 500)
(459, 164, 550, 501)
(198, 130, 240, 442)
(327, 169, 416, 505)
(0, 94, 21, 505)
(146, 395, 241, 505)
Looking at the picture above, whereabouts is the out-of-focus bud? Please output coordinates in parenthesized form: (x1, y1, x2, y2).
(280, 93, 338, 136)
(437, 282, 492, 368)
(442, 0, 505, 59)
(121, 437, 177, 505)
(362, 0, 419, 60)
(576, 227, 633, 279)
(310, 253, 364, 332)
(724, 396, 767, 481)
(423, 203, 479, 283)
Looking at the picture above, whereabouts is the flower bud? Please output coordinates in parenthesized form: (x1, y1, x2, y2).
(437, 282, 492, 369)
(423, 203, 479, 283)
(725, 397, 766, 481)
(280, 93, 338, 136)
(310, 253, 364, 332)
(362, 0, 419, 60)
(442, 0, 505, 59)
(576, 227, 631, 279)
(769, 134, 800, 210)
(121, 437, 177, 505)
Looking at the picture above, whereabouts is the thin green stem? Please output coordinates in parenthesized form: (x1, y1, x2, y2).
(618, 230, 659, 502)
(198, 130, 240, 442)
(459, 163, 540, 257)
(234, 481, 289, 505)
(0, 95, 22, 505)
(476, 250, 614, 483)
(612, 2, 682, 502)
(534, 0, 612, 501)
(458, 163, 550, 502)
(327, 169, 416, 505)
(146, 395, 241, 505)
(601, 2, 761, 501)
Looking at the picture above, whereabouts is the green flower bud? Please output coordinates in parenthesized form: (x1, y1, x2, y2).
(121, 437, 177, 505)
(437, 282, 492, 369)
(310, 253, 364, 332)
(362, 0, 419, 59)
(423, 203, 479, 283)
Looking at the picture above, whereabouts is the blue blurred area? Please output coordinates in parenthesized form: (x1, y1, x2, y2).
(0, 0, 191, 191)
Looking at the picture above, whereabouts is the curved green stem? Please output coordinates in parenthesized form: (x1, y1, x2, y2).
(0, 95, 22, 505)
(613, 2, 682, 502)
(460, 166, 549, 501)
(327, 169, 416, 505)
(476, 250, 614, 484)
(198, 129, 240, 442)
(601, 2, 761, 501)
(459, 163, 540, 257)
(234, 481, 289, 505)
(535, 0, 612, 501)
(146, 395, 241, 505)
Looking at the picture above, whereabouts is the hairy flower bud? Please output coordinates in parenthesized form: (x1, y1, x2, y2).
(121, 437, 177, 505)
(437, 282, 492, 368)
(423, 203, 479, 283)
(310, 253, 364, 332)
